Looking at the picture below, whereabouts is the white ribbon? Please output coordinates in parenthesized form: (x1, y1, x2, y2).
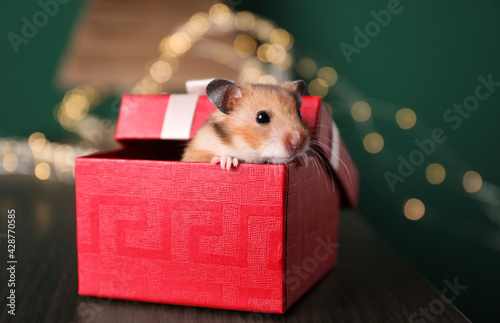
(185, 79, 214, 95)
(330, 120, 340, 170)
(160, 94, 199, 140)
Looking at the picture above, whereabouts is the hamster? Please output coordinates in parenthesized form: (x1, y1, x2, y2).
(181, 78, 311, 170)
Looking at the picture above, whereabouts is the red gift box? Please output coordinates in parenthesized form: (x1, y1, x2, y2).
(75, 92, 358, 313)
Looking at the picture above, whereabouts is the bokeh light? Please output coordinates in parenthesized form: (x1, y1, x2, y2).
(29, 132, 46, 149)
(363, 132, 384, 154)
(234, 11, 255, 31)
(208, 4, 231, 25)
(308, 78, 328, 97)
(169, 32, 192, 55)
(463, 171, 483, 193)
(351, 101, 372, 122)
(296, 57, 317, 79)
(396, 108, 417, 130)
(186, 12, 211, 36)
(426, 163, 446, 185)
(149, 60, 173, 83)
(254, 19, 274, 41)
(35, 162, 51, 180)
(233, 34, 257, 58)
(3, 154, 18, 172)
(270, 28, 291, 48)
(404, 198, 425, 221)
(317, 66, 338, 87)
(258, 75, 277, 84)
(256, 43, 274, 62)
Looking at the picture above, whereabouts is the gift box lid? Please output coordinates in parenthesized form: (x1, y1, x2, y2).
(114, 90, 358, 207)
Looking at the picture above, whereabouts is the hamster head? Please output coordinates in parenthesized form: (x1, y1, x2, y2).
(206, 78, 310, 164)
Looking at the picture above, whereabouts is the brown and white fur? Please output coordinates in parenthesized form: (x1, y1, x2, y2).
(181, 78, 310, 170)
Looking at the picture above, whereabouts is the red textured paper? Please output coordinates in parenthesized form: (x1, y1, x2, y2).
(75, 93, 358, 313)
(284, 161, 339, 309)
(77, 160, 287, 312)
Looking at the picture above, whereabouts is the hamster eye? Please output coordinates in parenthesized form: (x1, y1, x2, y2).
(298, 110, 302, 119)
(256, 110, 270, 124)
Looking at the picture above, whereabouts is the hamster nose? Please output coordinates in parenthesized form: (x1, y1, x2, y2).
(285, 132, 303, 154)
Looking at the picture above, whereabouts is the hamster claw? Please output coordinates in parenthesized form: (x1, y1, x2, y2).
(211, 156, 239, 171)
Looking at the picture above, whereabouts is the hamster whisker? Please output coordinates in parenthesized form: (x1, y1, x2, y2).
(309, 139, 353, 186)
(306, 147, 334, 194)
(311, 135, 353, 156)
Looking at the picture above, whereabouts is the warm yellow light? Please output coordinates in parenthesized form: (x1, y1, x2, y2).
(1, 142, 9, 155)
(159, 37, 171, 56)
(258, 75, 277, 84)
(209, 3, 230, 24)
(296, 58, 317, 79)
(187, 12, 211, 36)
(161, 55, 179, 72)
(270, 44, 286, 65)
(54, 145, 73, 172)
(30, 138, 47, 152)
(274, 52, 293, 71)
(404, 198, 425, 221)
(463, 171, 482, 193)
(308, 78, 329, 97)
(34, 142, 53, 160)
(63, 93, 90, 120)
(82, 85, 99, 105)
(426, 163, 446, 185)
(169, 32, 192, 55)
(254, 19, 274, 41)
(351, 101, 372, 122)
(57, 109, 78, 131)
(270, 28, 291, 48)
(363, 132, 384, 154)
(62, 88, 87, 104)
(3, 154, 18, 172)
(396, 108, 417, 130)
(233, 34, 257, 58)
(134, 78, 160, 95)
(77, 117, 103, 144)
(239, 67, 263, 82)
(29, 132, 45, 149)
(150, 60, 172, 83)
(132, 85, 146, 95)
(317, 67, 338, 87)
(35, 162, 51, 180)
(235, 11, 255, 31)
(257, 43, 275, 63)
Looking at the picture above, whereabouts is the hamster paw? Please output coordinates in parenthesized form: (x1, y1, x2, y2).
(211, 156, 239, 171)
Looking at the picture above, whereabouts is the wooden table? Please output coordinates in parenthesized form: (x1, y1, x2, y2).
(0, 175, 470, 322)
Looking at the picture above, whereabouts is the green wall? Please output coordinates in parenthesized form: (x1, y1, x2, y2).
(0, 0, 85, 140)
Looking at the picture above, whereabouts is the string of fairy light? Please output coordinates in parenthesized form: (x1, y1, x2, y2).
(347, 95, 486, 222)
(0, 2, 495, 225)
(291, 53, 493, 224)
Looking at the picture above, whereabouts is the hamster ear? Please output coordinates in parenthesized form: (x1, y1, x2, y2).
(206, 78, 242, 114)
(283, 80, 306, 109)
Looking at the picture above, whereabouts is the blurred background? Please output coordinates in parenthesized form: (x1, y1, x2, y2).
(1, 0, 499, 321)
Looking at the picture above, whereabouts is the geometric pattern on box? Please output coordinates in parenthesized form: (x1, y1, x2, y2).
(75, 94, 358, 313)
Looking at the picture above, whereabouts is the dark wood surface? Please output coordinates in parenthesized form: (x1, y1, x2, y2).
(0, 175, 470, 323)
